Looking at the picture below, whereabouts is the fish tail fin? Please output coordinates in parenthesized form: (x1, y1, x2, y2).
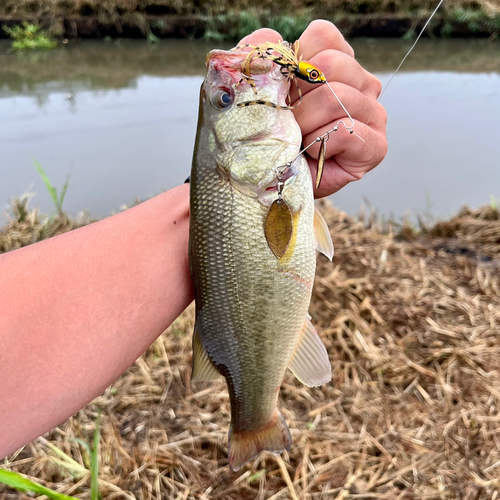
(228, 409, 292, 471)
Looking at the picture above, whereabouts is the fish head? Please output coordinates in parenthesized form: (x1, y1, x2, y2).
(197, 48, 302, 200)
(204, 48, 287, 131)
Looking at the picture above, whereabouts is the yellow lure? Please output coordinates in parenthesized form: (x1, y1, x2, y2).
(296, 61, 326, 84)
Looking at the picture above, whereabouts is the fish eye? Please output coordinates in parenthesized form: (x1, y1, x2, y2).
(210, 89, 233, 109)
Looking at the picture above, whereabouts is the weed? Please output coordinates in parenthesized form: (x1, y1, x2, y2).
(441, 20, 454, 37)
(147, 31, 160, 43)
(33, 160, 70, 215)
(2, 22, 57, 50)
(0, 469, 79, 500)
(267, 14, 312, 41)
(450, 7, 500, 35)
(203, 10, 313, 42)
(247, 469, 266, 483)
(233, 11, 262, 39)
(0, 418, 101, 499)
(401, 26, 416, 40)
(203, 11, 262, 41)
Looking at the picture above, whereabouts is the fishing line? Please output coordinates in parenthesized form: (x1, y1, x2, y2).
(364, 0, 446, 127)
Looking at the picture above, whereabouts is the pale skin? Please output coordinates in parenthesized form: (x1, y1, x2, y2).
(0, 21, 387, 459)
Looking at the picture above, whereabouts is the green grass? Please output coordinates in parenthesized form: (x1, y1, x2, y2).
(450, 7, 500, 35)
(2, 22, 57, 50)
(34, 159, 70, 215)
(0, 469, 80, 500)
(0, 418, 101, 500)
(266, 14, 312, 42)
(203, 10, 313, 41)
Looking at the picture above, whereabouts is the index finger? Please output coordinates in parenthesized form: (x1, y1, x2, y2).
(297, 20, 354, 59)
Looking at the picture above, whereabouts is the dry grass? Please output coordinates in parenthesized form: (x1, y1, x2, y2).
(1, 196, 500, 499)
(0, 194, 93, 254)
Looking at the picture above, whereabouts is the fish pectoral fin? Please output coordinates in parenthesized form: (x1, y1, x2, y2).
(288, 316, 331, 387)
(228, 409, 292, 472)
(314, 206, 334, 261)
(191, 324, 221, 382)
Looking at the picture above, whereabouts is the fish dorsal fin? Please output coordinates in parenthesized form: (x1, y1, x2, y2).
(314, 206, 334, 261)
(191, 323, 221, 381)
(288, 316, 331, 387)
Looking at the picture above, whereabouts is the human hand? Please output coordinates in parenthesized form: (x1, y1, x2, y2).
(239, 21, 388, 198)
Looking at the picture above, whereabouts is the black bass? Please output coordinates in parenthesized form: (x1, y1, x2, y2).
(189, 45, 333, 471)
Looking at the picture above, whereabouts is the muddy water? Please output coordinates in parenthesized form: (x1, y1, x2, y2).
(1, 38, 499, 219)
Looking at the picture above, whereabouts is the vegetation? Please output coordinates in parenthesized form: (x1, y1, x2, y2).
(450, 6, 500, 35)
(0, 418, 101, 500)
(0, 0, 499, 39)
(203, 11, 312, 42)
(2, 22, 57, 50)
(33, 160, 70, 215)
(1, 196, 499, 498)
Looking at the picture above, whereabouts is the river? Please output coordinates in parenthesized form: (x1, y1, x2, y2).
(1, 38, 499, 220)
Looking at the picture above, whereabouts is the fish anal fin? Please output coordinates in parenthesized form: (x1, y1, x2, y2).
(191, 323, 221, 382)
(228, 409, 292, 471)
(314, 206, 334, 261)
(289, 316, 331, 387)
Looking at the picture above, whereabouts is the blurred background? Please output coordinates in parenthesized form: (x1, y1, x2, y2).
(0, 0, 499, 220)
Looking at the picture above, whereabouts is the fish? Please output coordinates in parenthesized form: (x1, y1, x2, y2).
(188, 44, 334, 472)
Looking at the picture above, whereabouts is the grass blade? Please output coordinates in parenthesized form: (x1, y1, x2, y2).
(91, 416, 101, 500)
(59, 170, 72, 213)
(33, 159, 59, 209)
(0, 469, 80, 500)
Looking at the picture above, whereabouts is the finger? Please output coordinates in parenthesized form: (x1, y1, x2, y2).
(293, 83, 387, 135)
(289, 49, 382, 102)
(297, 20, 354, 60)
(304, 126, 388, 197)
(304, 119, 386, 165)
(238, 28, 282, 46)
(309, 156, 368, 198)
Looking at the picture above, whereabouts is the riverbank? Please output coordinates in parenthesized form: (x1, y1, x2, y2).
(0, 0, 499, 39)
(1, 196, 500, 498)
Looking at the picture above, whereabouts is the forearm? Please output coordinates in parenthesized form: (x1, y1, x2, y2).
(0, 183, 192, 458)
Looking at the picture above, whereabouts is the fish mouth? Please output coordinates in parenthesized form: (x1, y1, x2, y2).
(206, 49, 283, 93)
(207, 48, 274, 75)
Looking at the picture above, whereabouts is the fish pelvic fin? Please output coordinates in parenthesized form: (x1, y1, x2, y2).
(314, 206, 334, 261)
(288, 316, 331, 387)
(191, 321, 221, 382)
(228, 409, 292, 471)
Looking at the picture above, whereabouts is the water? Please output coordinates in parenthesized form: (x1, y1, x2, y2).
(1, 38, 499, 219)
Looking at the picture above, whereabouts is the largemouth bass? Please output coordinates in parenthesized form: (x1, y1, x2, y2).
(189, 44, 334, 471)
